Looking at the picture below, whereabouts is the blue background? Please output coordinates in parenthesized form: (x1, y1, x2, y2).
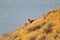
(0, 0, 60, 36)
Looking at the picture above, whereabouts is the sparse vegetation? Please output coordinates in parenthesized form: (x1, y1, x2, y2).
(27, 22, 46, 32)
(28, 36, 36, 40)
(27, 25, 41, 32)
(0, 9, 60, 40)
(44, 23, 54, 34)
(2, 33, 9, 37)
(41, 22, 46, 26)
(39, 36, 45, 40)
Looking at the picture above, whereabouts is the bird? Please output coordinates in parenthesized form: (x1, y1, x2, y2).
(28, 18, 35, 23)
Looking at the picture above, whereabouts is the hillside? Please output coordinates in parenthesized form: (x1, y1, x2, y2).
(0, 9, 60, 40)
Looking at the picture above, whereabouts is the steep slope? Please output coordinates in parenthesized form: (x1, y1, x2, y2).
(0, 9, 60, 40)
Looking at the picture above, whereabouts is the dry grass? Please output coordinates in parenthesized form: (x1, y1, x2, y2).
(0, 9, 60, 40)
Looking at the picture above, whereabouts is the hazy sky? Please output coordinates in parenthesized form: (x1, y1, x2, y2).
(0, 0, 60, 35)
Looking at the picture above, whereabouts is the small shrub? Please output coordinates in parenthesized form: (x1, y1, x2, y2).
(2, 33, 9, 37)
(27, 25, 41, 32)
(47, 23, 54, 27)
(14, 34, 18, 38)
(39, 36, 45, 40)
(41, 22, 46, 26)
(27, 22, 46, 32)
(28, 36, 36, 40)
(44, 27, 52, 34)
(54, 34, 58, 39)
(44, 23, 54, 34)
